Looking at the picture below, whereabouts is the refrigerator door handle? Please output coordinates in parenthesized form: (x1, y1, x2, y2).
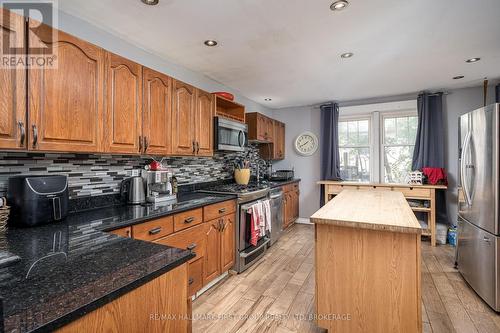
(461, 130, 472, 206)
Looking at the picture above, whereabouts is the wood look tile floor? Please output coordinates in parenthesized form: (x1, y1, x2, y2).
(192, 224, 500, 333)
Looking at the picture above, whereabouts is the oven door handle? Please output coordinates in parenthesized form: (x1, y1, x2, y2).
(240, 238, 270, 258)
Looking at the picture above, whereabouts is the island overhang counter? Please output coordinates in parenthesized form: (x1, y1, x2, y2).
(311, 189, 422, 333)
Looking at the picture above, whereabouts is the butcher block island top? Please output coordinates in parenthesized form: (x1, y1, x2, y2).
(311, 189, 422, 333)
(311, 189, 421, 234)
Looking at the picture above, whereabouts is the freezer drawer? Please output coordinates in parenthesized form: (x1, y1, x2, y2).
(457, 216, 500, 311)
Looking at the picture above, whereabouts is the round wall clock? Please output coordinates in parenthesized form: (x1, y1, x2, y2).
(294, 131, 319, 156)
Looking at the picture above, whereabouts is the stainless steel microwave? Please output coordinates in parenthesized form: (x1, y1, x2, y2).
(214, 117, 247, 152)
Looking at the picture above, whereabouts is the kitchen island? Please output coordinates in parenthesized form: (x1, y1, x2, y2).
(311, 190, 422, 333)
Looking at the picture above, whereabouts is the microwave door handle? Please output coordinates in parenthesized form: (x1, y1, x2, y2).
(238, 130, 245, 147)
(460, 131, 472, 206)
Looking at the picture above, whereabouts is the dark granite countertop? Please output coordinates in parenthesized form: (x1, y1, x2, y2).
(0, 192, 236, 333)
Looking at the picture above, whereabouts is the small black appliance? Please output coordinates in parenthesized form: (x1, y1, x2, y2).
(7, 175, 69, 227)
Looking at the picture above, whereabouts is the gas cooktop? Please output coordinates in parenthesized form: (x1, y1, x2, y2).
(201, 182, 269, 198)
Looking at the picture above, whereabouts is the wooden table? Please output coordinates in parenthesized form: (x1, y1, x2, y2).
(318, 180, 447, 246)
(311, 190, 422, 333)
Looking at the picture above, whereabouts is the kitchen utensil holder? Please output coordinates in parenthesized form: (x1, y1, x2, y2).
(234, 169, 251, 185)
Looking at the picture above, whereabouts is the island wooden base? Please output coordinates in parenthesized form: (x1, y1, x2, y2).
(57, 263, 191, 333)
(315, 224, 421, 333)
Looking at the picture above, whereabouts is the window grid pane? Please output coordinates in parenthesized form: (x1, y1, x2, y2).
(382, 115, 418, 183)
(339, 119, 371, 182)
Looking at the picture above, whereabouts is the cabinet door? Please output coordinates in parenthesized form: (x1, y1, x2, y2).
(0, 9, 26, 150)
(203, 220, 220, 285)
(257, 114, 267, 141)
(276, 122, 285, 160)
(28, 21, 104, 152)
(143, 67, 171, 155)
(220, 214, 235, 272)
(172, 80, 196, 155)
(282, 192, 289, 228)
(194, 89, 214, 156)
(104, 53, 142, 154)
(266, 118, 274, 142)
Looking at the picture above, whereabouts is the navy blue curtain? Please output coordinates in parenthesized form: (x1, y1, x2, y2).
(320, 102, 342, 206)
(496, 84, 500, 103)
(412, 93, 445, 170)
(412, 92, 448, 223)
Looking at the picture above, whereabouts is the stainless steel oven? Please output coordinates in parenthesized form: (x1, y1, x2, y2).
(236, 194, 270, 272)
(214, 117, 247, 152)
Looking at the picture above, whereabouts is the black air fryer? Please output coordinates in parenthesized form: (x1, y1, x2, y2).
(7, 175, 69, 227)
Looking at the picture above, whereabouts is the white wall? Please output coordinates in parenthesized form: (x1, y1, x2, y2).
(55, 10, 272, 116)
(272, 85, 499, 222)
(272, 106, 321, 218)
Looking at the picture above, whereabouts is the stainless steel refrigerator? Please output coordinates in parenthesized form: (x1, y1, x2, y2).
(457, 103, 500, 311)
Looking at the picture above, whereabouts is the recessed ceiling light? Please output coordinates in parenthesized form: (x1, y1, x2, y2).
(340, 52, 354, 59)
(453, 75, 464, 80)
(204, 40, 218, 47)
(330, 0, 349, 11)
(466, 57, 480, 63)
(141, 0, 159, 5)
(264, 98, 272, 101)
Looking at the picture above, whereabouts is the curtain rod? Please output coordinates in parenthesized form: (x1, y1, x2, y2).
(311, 91, 449, 109)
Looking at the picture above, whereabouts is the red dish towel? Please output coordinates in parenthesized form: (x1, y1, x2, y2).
(248, 206, 260, 246)
(422, 167, 448, 185)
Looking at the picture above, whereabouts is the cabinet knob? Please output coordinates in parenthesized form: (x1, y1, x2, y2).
(184, 217, 195, 224)
(187, 243, 197, 250)
(143, 136, 149, 152)
(139, 136, 143, 152)
(188, 277, 194, 285)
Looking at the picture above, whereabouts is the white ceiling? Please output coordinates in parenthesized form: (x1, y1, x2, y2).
(59, 0, 500, 109)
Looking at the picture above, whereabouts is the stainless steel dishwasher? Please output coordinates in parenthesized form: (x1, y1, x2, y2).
(268, 187, 284, 246)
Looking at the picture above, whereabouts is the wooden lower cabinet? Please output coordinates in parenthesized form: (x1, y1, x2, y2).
(203, 213, 235, 285)
(108, 201, 236, 297)
(283, 183, 300, 229)
(203, 220, 221, 285)
(56, 263, 190, 333)
(109, 226, 132, 238)
(220, 214, 235, 272)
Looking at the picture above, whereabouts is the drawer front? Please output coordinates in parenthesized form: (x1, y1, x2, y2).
(109, 226, 131, 238)
(155, 223, 206, 260)
(397, 187, 431, 198)
(204, 200, 236, 221)
(326, 185, 343, 193)
(132, 216, 173, 241)
(188, 257, 204, 296)
(173, 208, 203, 232)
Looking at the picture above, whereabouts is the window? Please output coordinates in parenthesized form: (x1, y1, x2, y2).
(338, 118, 371, 182)
(337, 107, 418, 183)
(382, 114, 418, 183)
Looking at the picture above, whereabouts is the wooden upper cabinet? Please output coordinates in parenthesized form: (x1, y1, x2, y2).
(274, 121, 285, 160)
(0, 9, 26, 150)
(246, 112, 272, 142)
(103, 53, 142, 154)
(28, 20, 104, 152)
(195, 89, 214, 156)
(143, 67, 172, 155)
(172, 79, 196, 155)
(220, 214, 235, 272)
(265, 117, 274, 143)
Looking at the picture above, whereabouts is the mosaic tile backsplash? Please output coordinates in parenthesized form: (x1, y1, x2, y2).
(0, 146, 266, 199)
